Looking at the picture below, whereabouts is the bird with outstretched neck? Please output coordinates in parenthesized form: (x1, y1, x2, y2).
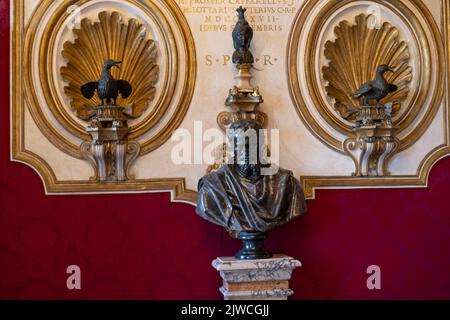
(352, 64, 398, 106)
(81, 60, 132, 105)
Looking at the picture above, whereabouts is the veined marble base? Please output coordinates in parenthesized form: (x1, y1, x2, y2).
(212, 254, 301, 300)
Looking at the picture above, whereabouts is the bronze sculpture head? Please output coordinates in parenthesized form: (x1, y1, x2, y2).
(228, 119, 268, 181)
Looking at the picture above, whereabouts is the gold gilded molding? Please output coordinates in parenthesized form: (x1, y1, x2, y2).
(217, 111, 268, 132)
(10, 0, 450, 202)
(294, 0, 450, 198)
(23, 0, 196, 158)
(12, 0, 197, 205)
(288, 0, 445, 153)
(301, 145, 450, 199)
(323, 14, 412, 121)
(61, 11, 160, 120)
(445, 0, 450, 144)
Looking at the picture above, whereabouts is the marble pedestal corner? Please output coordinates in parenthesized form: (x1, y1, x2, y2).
(212, 254, 301, 300)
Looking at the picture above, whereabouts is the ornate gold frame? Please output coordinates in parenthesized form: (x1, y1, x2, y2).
(23, 0, 196, 158)
(294, 0, 450, 198)
(11, 0, 197, 204)
(288, 0, 445, 153)
(10, 0, 450, 204)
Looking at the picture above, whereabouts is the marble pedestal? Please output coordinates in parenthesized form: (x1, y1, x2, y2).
(212, 255, 301, 300)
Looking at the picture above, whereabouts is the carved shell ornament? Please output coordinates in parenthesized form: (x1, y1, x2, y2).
(61, 11, 159, 120)
(322, 14, 412, 121)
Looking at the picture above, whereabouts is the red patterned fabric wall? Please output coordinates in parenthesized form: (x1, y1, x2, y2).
(1, 1, 449, 299)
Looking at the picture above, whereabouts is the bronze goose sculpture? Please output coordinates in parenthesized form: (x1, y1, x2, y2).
(352, 65, 398, 106)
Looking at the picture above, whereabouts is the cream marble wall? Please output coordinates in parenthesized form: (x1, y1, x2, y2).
(12, 0, 448, 199)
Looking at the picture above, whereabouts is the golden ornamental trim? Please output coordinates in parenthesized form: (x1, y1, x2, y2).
(10, 0, 450, 202)
(23, 0, 196, 158)
(11, 0, 197, 204)
(287, 0, 445, 154)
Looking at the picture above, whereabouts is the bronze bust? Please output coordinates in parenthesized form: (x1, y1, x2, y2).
(197, 119, 307, 259)
(232, 7, 254, 65)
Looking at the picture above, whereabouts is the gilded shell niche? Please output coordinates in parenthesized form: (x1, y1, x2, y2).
(61, 11, 159, 120)
(322, 14, 412, 121)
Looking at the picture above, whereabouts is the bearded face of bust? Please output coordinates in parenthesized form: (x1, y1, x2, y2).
(229, 120, 265, 181)
(234, 138, 262, 180)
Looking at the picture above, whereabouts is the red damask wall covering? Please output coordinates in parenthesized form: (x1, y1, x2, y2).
(1, 1, 450, 299)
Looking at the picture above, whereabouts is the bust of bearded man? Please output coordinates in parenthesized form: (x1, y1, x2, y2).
(196, 119, 307, 259)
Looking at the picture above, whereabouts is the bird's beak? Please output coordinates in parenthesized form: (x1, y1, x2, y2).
(113, 61, 122, 69)
(388, 67, 395, 73)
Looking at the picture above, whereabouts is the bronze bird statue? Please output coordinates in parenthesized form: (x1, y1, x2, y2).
(81, 60, 132, 105)
(352, 65, 398, 106)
